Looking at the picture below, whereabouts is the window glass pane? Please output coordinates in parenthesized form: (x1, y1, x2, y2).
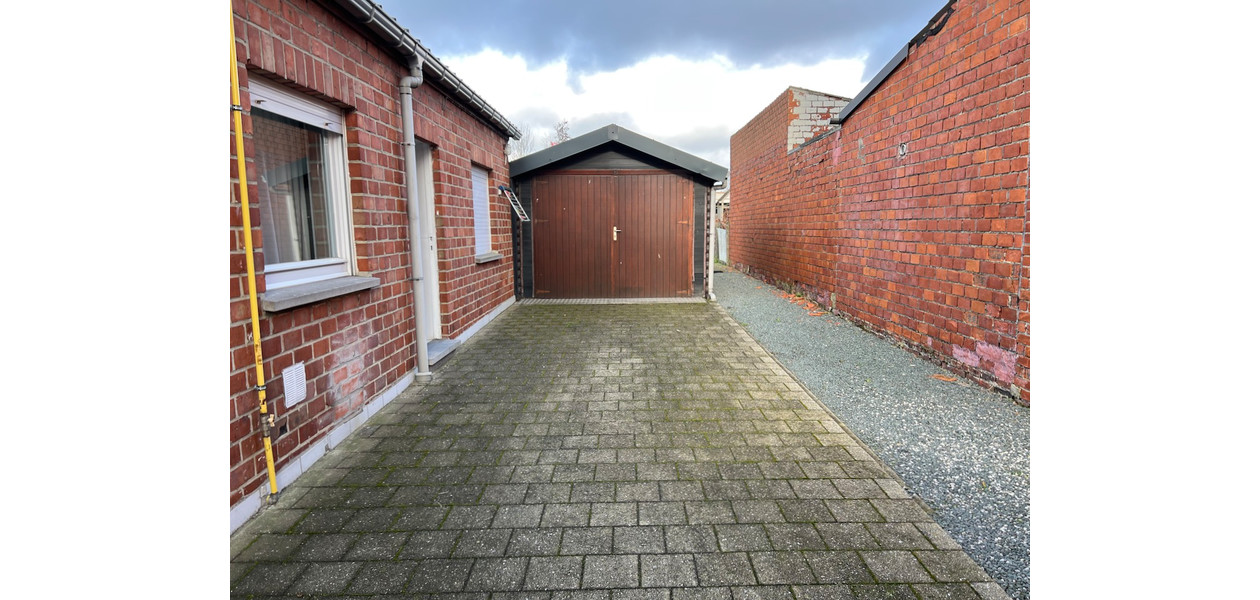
(253, 109, 338, 266)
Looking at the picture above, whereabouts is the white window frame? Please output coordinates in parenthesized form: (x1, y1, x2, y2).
(472, 166, 491, 256)
(249, 78, 354, 289)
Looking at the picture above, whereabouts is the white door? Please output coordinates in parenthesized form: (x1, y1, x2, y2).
(416, 143, 442, 341)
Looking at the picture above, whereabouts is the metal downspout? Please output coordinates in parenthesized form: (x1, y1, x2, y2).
(707, 180, 726, 301)
(230, 12, 279, 501)
(400, 59, 432, 380)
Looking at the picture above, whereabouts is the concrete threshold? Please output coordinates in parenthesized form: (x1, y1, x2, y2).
(519, 297, 706, 305)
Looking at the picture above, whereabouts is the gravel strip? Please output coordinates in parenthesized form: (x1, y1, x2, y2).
(714, 268, 1030, 600)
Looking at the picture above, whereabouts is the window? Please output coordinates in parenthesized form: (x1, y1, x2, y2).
(249, 78, 351, 288)
(472, 166, 491, 256)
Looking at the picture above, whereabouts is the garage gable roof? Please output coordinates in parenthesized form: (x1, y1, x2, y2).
(509, 124, 728, 185)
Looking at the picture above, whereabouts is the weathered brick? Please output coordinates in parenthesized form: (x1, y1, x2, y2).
(728, 0, 1029, 403)
(230, 0, 515, 514)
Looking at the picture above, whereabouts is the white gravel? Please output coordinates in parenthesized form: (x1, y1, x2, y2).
(715, 268, 1030, 600)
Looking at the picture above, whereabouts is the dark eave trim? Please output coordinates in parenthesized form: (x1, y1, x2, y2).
(509, 124, 729, 185)
(832, 0, 957, 126)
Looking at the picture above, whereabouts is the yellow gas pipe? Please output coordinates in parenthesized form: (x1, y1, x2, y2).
(230, 11, 279, 501)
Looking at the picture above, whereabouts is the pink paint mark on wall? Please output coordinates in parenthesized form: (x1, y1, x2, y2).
(977, 342, 1017, 385)
(953, 345, 981, 368)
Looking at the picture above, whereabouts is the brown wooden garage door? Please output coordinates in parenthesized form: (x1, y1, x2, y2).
(533, 171, 694, 298)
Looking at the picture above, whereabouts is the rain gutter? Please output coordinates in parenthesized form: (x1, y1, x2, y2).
(331, 0, 521, 139)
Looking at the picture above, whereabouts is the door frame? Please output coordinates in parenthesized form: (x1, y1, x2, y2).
(415, 142, 442, 341)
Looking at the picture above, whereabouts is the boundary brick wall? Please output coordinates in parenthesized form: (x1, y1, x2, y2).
(729, 0, 1030, 402)
(230, 0, 513, 508)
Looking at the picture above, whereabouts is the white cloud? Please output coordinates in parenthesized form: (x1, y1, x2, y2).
(443, 50, 868, 168)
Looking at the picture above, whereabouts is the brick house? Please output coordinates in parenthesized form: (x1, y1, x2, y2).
(230, 0, 520, 530)
(729, 0, 1030, 402)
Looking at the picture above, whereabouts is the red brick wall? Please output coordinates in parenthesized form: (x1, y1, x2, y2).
(230, 0, 513, 507)
(729, 0, 1030, 402)
(409, 87, 515, 337)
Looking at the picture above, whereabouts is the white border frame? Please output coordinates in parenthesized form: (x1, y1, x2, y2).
(417, 143, 442, 341)
(248, 78, 354, 289)
(471, 166, 491, 255)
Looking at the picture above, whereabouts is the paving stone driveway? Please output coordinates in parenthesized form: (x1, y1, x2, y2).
(231, 303, 1010, 599)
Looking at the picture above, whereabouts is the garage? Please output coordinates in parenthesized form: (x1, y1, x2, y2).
(509, 125, 728, 299)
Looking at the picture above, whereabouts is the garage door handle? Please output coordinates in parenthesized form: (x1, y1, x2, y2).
(613, 226, 622, 241)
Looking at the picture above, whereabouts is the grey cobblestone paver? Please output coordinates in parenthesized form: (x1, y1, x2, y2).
(230, 303, 1008, 598)
(715, 270, 1028, 599)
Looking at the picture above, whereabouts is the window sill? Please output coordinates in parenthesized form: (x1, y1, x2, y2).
(261, 275, 381, 312)
(474, 252, 505, 264)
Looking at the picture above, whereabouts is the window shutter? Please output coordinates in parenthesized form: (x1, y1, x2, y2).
(248, 77, 343, 134)
(472, 167, 491, 254)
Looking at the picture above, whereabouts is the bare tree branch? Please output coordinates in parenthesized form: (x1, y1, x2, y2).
(551, 119, 570, 144)
(507, 127, 547, 160)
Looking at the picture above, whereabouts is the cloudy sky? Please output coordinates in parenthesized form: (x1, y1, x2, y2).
(376, 0, 948, 167)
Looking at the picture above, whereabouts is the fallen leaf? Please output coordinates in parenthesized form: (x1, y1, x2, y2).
(755, 286, 762, 289)
(931, 374, 958, 382)
(808, 311, 825, 316)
